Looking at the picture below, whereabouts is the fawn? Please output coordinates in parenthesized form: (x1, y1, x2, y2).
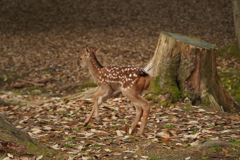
(79, 47, 151, 135)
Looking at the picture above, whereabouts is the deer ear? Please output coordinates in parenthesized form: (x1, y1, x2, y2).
(85, 46, 91, 57)
(95, 48, 102, 55)
(85, 46, 90, 53)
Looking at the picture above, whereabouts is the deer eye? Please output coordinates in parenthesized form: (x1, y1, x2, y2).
(80, 58, 82, 60)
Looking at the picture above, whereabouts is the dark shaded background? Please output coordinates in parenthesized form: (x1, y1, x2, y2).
(0, 0, 235, 45)
(0, 0, 236, 93)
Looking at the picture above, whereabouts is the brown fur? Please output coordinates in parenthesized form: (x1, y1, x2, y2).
(136, 75, 151, 94)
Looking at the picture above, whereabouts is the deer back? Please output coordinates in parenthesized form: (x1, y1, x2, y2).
(98, 65, 150, 92)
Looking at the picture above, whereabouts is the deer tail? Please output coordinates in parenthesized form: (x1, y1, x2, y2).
(137, 74, 151, 95)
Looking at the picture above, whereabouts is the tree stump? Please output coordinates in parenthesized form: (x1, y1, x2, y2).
(0, 115, 60, 158)
(145, 32, 240, 112)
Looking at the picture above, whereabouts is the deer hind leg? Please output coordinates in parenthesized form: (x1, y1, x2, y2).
(137, 100, 150, 135)
(122, 91, 150, 135)
(129, 104, 143, 135)
(83, 86, 113, 126)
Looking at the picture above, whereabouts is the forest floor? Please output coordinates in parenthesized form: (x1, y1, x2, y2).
(0, 0, 240, 159)
(0, 92, 240, 160)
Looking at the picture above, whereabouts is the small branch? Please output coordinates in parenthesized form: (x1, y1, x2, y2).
(28, 88, 98, 105)
(18, 79, 45, 87)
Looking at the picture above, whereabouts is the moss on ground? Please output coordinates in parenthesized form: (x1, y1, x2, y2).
(83, 81, 97, 88)
(217, 40, 240, 105)
(220, 71, 240, 104)
(23, 140, 58, 158)
(147, 75, 181, 105)
(217, 40, 240, 60)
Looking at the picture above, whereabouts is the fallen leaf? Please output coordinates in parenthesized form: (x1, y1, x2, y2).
(51, 144, 60, 150)
(7, 153, 14, 158)
(157, 131, 171, 139)
(36, 155, 44, 160)
(116, 130, 125, 136)
(221, 148, 228, 154)
(105, 149, 112, 152)
(185, 156, 191, 160)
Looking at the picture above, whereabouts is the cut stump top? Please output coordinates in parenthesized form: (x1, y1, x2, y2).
(163, 31, 217, 49)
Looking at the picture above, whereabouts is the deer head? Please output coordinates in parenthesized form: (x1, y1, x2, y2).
(79, 47, 101, 69)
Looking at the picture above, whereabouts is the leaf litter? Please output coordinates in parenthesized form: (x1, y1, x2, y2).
(0, 93, 240, 159)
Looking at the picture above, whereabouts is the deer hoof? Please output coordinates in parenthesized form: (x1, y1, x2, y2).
(136, 131, 144, 137)
(129, 128, 133, 135)
(83, 120, 89, 127)
(95, 116, 102, 122)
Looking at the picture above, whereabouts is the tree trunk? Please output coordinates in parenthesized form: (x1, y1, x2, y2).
(0, 115, 59, 159)
(233, 0, 240, 53)
(144, 32, 240, 112)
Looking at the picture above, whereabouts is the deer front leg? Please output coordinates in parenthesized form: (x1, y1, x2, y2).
(83, 103, 96, 126)
(83, 86, 113, 126)
(83, 88, 104, 126)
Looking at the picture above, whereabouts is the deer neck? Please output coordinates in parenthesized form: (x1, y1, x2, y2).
(88, 56, 103, 82)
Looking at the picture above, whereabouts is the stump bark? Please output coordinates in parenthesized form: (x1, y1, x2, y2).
(0, 115, 59, 158)
(145, 32, 240, 112)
